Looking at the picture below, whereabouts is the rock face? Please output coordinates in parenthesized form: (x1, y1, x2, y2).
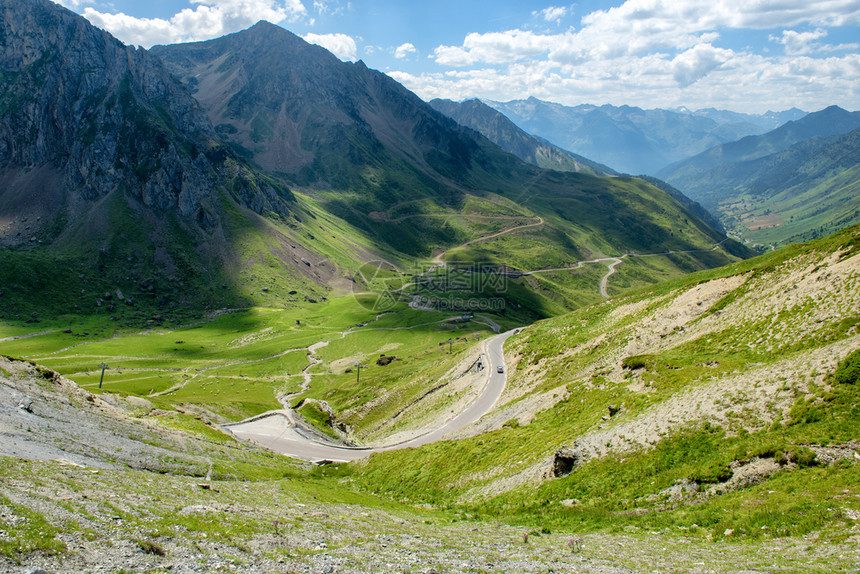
(0, 0, 292, 244)
(552, 445, 584, 477)
(151, 22, 478, 185)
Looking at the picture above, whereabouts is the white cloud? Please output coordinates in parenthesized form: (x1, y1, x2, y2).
(671, 43, 731, 87)
(394, 42, 417, 59)
(407, 0, 860, 112)
(302, 32, 357, 60)
(313, 0, 347, 17)
(397, 47, 860, 113)
(434, 29, 558, 66)
(581, 0, 860, 34)
(54, 0, 92, 7)
(770, 28, 828, 54)
(534, 6, 568, 23)
(82, 0, 308, 48)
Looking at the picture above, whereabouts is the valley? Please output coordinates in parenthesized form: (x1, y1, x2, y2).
(2, 225, 859, 573)
(1, 1, 859, 572)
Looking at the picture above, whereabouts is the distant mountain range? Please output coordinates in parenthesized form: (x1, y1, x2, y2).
(483, 97, 806, 175)
(659, 107, 860, 246)
(0, 0, 748, 322)
(671, 107, 807, 132)
(427, 99, 616, 176)
(658, 106, 860, 191)
(660, 129, 860, 245)
(429, 97, 723, 234)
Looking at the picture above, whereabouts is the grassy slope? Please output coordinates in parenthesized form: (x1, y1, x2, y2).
(719, 163, 860, 246)
(0, 293, 498, 437)
(0, 228, 858, 572)
(666, 128, 860, 248)
(349, 225, 860, 541)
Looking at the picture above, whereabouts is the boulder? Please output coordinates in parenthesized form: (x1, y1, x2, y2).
(552, 446, 584, 477)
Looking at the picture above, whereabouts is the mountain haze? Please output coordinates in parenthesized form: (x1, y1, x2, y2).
(678, 107, 806, 132)
(428, 98, 616, 176)
(658, 105, 860, 188)
(152, 22, 747, 277)
(483, 98, 786, 175)
(657, 106, 860, 246)
(672, 128, 860, 245)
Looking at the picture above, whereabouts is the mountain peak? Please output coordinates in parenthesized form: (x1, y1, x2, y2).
(249, 20, 280, 30)
(0, 0, 292, 244)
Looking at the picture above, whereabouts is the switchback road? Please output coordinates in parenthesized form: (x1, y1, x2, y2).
(223, 329, 515, 462)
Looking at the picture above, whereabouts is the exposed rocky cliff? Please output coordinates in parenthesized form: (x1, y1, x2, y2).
(151, 22, 481, 187)
(0, 0, 292, 245)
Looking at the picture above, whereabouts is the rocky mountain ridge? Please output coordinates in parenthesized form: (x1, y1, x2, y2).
(0, 0, 291, 247)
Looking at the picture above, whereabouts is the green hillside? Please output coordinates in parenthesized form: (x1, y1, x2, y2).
(1, 227, 857, 572)
(351, 225, 860, 539)
(669, 128, 860, 247)
(659, 105, 860, 187)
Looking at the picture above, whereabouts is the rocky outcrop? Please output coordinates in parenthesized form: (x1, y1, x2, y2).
(552, 445, 585, 477)
(0, 0, 292, 244)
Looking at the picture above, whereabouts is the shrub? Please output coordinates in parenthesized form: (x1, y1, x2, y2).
(787, 397, 825, 425)
(833, 349, 860, 386)
(621, 354, 652, 370)
(136, 539, 165, 556)
(775, 446, 818, 467)
(690, 460, 733, 483)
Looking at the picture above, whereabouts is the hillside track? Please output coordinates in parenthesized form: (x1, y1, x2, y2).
(224, 330, 515, 462)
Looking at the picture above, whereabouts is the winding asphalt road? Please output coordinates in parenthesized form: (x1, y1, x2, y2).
(224, 330, 515, 462)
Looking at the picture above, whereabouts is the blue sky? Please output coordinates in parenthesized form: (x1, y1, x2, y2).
(57, 0, 860, 113)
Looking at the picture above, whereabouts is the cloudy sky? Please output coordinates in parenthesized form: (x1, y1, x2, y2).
(58, 0, 860, 113)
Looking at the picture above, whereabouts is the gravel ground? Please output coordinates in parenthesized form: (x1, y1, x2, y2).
(2, 458, 859, 574)
(1, 356, 859, 573)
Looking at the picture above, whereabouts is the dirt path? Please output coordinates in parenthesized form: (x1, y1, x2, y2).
(524, 257, 622, 298)
(0, 329, 54, 342)
(523, 239, 731, 298)
(429, 215, 729, 299)
(432, 216, 544, 265)
(225, 330, 515, 462)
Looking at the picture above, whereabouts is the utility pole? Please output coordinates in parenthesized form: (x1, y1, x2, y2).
(447, 338, 454, 354)
(98, 363, 108, 389)
(355, 363, 366, 384)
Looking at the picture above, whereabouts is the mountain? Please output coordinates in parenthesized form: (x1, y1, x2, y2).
(662, 128, 860, 245)
(680, 107, 807, 132)
(658, 105, 860, 187)
(0, 2, 747, 326)
(636, 175, 725, 233)
(151, 24, 749, 298)
(657, 106, 860, 246)
(428, 98, 616, 176)
(0, 0, 291, 235)
(0, 0, 313, 321)
(483, 97, 782, 175)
